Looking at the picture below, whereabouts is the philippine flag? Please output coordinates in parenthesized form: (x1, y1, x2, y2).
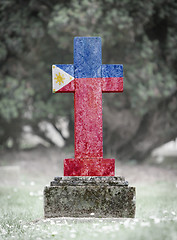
(52, 65, 74, 93)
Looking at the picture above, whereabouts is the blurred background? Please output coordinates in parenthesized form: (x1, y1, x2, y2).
(0, 0, 177, 164)
(1, 2, 177, 237)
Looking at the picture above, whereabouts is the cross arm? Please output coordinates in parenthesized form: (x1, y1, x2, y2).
(102, 64, 123, 92)
(52, 64, 75, 93)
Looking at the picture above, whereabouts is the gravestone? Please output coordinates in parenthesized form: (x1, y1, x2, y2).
(44, 37, 136, 218)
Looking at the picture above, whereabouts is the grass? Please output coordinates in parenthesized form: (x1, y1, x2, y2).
(0, 179, 177, 240)
(0, 147, 177, 239)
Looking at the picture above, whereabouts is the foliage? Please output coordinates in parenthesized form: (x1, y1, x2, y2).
(0, 0, 176, 159)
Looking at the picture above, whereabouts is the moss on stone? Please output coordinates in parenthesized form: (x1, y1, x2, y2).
(44, 177, 136, 218)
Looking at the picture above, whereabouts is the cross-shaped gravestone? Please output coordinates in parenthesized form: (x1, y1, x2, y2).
(45, 37, 135, 219)
(52, 37, 123, 176)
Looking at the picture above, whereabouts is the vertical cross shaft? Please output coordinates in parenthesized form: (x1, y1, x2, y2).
(74, 37, 103, 159)
(75, 78, 103, 158)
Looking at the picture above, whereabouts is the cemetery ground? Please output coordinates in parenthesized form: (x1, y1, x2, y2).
(0, 147, 177, 240)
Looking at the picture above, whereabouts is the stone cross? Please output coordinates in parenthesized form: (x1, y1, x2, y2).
(52, 37, 123, 176)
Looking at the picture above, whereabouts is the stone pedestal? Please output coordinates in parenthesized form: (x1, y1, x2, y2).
(44, 176, 136, 218)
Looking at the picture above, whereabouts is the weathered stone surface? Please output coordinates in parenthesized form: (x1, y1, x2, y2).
(44, 176, 136, 218)
(51, 176, 128, 186)
(52, 37, 124, 176)
(47, 37, 136, 218)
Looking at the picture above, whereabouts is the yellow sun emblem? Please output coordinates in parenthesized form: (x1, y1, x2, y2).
(55, 72, 65, 85)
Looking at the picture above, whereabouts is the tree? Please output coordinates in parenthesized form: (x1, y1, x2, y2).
(0, 0, 176, 161)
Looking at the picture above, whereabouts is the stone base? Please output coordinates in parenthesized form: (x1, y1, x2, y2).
(44, 177, 136, 218)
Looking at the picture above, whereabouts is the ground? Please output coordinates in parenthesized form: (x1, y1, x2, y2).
(0, 147, 177, 240)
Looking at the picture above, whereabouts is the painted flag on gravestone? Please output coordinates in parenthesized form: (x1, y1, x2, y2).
(52, 65, 74, 93)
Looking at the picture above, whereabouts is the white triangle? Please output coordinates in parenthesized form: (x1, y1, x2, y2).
(52, 65, 74, 93)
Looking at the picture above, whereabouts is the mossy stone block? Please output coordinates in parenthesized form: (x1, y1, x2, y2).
(44, 176, 136, 218)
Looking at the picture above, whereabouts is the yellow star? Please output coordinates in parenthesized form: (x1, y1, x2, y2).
(53, 65, 55, 69)
(55, 72, 65, 85)
(53, 88, 56, 93)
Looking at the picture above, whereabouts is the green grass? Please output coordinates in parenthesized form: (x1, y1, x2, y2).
(0, 180, 177, 240)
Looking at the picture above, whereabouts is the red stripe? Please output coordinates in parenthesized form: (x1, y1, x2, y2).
(55, 77, 123, 93)
(102, 77, 123, 92)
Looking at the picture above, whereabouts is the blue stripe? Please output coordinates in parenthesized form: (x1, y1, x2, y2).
(55, 64, 74, 77)
(74, 37, 102, 78)
(102, 64, 123, 78)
